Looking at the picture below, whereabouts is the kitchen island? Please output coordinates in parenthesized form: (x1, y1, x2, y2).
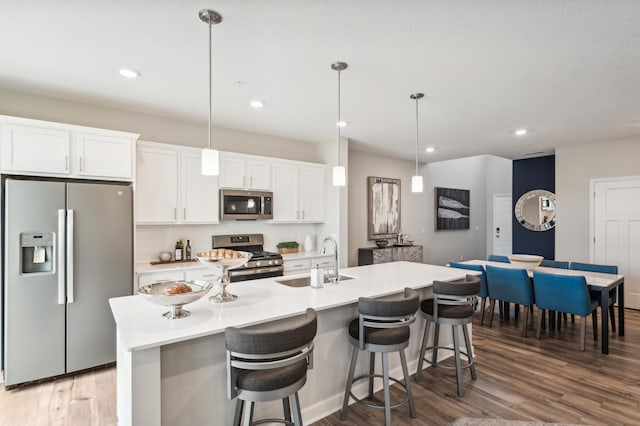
(110, 261, 475, 425)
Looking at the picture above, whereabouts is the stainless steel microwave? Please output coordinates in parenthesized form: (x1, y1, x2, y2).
(220, 189, 273, 220)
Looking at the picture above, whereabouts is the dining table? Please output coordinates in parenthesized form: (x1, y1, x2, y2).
(462, 260, 624, 354)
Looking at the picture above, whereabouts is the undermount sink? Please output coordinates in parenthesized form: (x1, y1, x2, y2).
(275, 274, 355, 288)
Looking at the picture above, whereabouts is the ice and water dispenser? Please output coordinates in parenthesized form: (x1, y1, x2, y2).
(20, 232, 55, 274)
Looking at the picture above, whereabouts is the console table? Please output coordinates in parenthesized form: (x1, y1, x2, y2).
(358, 245, 423, 266)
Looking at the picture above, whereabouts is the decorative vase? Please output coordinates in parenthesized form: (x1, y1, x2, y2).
(304, 235, 314, 252)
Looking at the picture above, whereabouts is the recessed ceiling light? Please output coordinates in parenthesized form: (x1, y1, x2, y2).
(514, 128, 528, 136)
(119, 68, 140, 79)
(336, 120, 347, 127)
(249, 100, 264, 108)
(425, 147, 435, 153)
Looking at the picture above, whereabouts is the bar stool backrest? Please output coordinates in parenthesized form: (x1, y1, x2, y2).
(357, 288, 419, 350)
(449, 262, 487, 298)
(432, 275, 481, 320)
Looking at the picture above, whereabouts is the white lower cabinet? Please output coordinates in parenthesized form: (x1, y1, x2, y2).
(185, 268, 219, 282)
(283, 255, 333, 275)
(136, 141, 219, 224)
(271, 161, 325, 223)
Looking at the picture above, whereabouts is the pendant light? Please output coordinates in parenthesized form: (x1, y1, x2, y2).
(199, 9, 222, 176)
(410, 93, 424, 193)
(331, 62, 348, 187)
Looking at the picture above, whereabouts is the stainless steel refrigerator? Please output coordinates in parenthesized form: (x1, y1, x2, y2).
(3, 177, 132, 386)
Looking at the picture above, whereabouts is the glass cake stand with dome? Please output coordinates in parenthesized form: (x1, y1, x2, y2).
(196, 251, 252, 302)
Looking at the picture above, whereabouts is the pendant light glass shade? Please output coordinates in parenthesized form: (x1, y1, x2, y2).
(331, 62, 348, 187)
(333, 165, 346, 186)
(201, 148, 219, 175)
(200, 9, 222, 176)
(410, 93, 424, 193)
(411, 175, 423, 193)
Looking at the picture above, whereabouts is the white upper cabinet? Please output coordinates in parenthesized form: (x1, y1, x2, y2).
(136, 141, 218, 225)
(0, 115, 137, 181)
(271, 160, 325, 223)
(219, 152, 271, 190)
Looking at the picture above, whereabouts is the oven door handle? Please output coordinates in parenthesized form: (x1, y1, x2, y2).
(230, 266, 284, 277)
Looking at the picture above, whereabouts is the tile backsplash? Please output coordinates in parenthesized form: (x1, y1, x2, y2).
(136, 222, 319, 264)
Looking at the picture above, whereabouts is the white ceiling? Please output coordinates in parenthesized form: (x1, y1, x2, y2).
(2, 1, 640, 163)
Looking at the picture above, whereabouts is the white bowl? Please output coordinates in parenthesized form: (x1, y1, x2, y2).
(508, 254, 544, 270)
(159, 251, 172, 262)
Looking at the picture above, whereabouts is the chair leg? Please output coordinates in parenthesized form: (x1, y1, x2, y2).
(368, 352, 375, 399)
(580, 316, 586, 351)
(290, 392, 303, 426)
(480, 297, 486, 325)
(242, 401, 254, 426)
(382, 352, 392, 426)
(536, 307, 543, 339)
(233, 399, 244, 426)
(488, 299, 496, 327)
(282, 397, 291, 422)
(452, 325, 464, 396)
(499, 300, 504, 320)
(571, 314, 575, 323)
(514, 304, 520, 323)
(399, 349, 416, 418)
(432, 323, 441, 366)
(340, 345, 359, 420)
(462, 323, 476, 380)
(416, 319, 432, 382)
(521, 305, 529, 337)
(592, 311, 598, 341)
(557, 311, 562, 331)
(609, 305, 616, 332)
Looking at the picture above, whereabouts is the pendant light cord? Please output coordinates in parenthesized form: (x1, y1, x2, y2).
(415, 96, 419, 175)
(337, 68, 341, 166)
(208, 18, 212, 151)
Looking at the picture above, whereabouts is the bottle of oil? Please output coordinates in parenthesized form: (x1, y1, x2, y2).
(185, 240, 192, 260)
(175, 240, 183, 261)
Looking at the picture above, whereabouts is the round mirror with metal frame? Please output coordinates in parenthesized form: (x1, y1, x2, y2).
(514, 189, 556, 231)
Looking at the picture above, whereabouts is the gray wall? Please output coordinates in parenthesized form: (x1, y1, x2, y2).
(348, 151, 512, 267)
(555, 137, 640, 262)
(347, 151, 428, 267)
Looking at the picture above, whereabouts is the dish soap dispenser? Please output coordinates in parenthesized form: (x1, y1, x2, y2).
(310, 265, 324, 288)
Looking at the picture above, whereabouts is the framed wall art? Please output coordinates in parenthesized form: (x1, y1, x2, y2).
(435, 187, 470, 230)
(367, 176, 401, 240)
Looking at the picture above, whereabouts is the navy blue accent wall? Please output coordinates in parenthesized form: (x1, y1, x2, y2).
(512, 155, 555, 259)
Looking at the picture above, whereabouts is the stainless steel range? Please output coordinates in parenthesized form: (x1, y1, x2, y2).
(212, 234, 284, 282)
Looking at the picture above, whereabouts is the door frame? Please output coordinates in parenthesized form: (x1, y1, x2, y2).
(589, 175, 640, 261)
(492, 193, 512, 256)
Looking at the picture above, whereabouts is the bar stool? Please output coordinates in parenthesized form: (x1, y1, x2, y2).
(415, 275, 481, 397)
(225, 308, 317, 426)
(340, 288, 419, 426)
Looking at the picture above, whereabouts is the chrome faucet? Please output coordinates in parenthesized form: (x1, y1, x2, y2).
(320, 236, 339, 284)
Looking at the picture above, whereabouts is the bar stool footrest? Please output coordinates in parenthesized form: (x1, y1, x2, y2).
(421, 345, 475, 370)
(348, 373, 411, 411)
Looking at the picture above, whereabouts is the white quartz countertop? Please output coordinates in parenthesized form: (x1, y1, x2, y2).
(136, 261, 207, 275)
(110, 261, 474, 353)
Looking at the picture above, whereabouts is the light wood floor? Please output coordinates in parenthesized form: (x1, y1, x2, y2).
(1, 308, 638, 425)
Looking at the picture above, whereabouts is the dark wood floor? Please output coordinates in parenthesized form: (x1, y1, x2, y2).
(313, 307, 640, 426)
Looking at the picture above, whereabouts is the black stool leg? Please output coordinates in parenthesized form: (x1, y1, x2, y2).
(462, 323, 476, 380)
(415, 319, 431, 382)
(452, 325, 464, 396)
(340, 345, 359, 420)
(282, 397, 291, 422)
(432, 323, 441, 366)
(382, 352, 391, 426)
(399, 349, 416, 418)
(368, 352, 375, 399)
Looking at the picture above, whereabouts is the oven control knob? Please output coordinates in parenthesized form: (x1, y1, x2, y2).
(268, 260, 274, 265)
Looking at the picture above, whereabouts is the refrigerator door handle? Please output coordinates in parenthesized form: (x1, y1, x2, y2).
(57, 209, 66, 305)
(66, 209, 75, 304)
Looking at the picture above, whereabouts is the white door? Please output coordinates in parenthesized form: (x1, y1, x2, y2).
(593, 177, 640, 309)
(271, 162, 299, 222)
(493, 194, 512, 256)
(180, 150, 219, 224)
(299, 165, 325, 222)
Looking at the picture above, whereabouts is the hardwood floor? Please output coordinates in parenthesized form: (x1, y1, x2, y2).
(1, 308, 638, 425)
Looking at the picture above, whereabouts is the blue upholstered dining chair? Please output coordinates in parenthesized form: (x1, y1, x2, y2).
(449, 262, 490, 325)
(569, 262, 618, 332)
(540, 259, 569, 269)
(485, 265, 535, 336)
(532, 271, 599, 351)
(488, 254, 510, 263)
